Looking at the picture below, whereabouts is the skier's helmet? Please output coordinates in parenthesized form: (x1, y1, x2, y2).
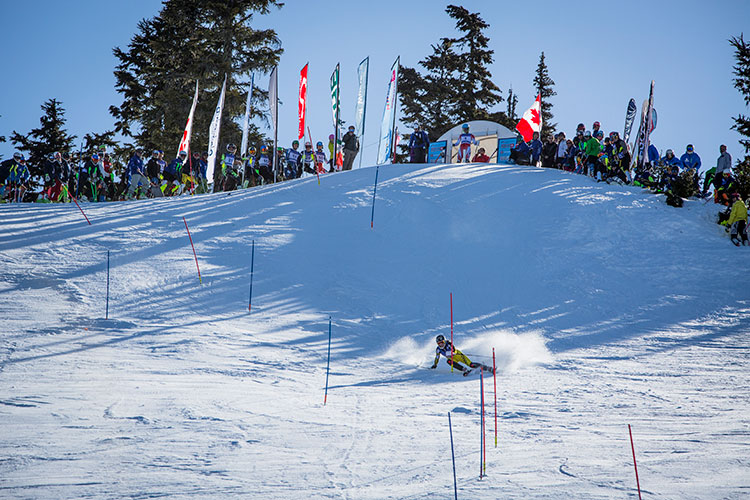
(686, 144, 694, 152)
(584, 130, 592, 138)
(249, 146, 256, 154)
(666, 149, 674, 157)
(179, 150, 187, 157)
(329, 134, 335, 141)
(462, 124, 470, 131)
(611, 131, 620, 139)
(316, 141, 324, 148)
(593, 121, 600, 129)
(594, 131, 603, 139)
(260, 145, 268, 153)
(436, 334, 446, 344)
(348, 125, 355, 132)
(227, 143, 237, 152)
(13, 152, 22, 161)
(304, 141, 312, 148)
(577, 123, 585, 131)
(152, 150, 159, 156)
(292, 140, 299, 147)
(91, 153, 100, 161)
(48, 152, 57, 160)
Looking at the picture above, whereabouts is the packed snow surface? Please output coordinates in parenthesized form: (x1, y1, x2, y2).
(1, 162, 749, 499)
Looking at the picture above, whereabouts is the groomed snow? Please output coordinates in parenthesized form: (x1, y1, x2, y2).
(1, 162, 749, 499)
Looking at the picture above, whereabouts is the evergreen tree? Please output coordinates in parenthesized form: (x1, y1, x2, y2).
(10, 98, 77, 181)
(729, 33, 750, 158)
(506, 87, 518, 122)
(110, 0, 282, 153)
(533, 51, 557, 138)
(444, 5, 504, 124)
(399, 5, 512, 141)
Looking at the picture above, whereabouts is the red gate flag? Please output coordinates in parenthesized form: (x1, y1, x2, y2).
(298, 63, 309, 140)
(177, 80, 199, 156)
(515, 94, 542, 142)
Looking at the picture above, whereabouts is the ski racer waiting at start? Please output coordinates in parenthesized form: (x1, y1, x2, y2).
(453, 124, 478, 163)
(429, 335, 494, 376)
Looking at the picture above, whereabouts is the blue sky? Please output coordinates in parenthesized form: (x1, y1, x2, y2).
(1, 0, 748, 168)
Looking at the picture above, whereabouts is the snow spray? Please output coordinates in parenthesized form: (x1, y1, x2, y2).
(248, 239, 255, 312)
(493, 348, 497, 448)
(628, 424, 643, 499)
(105, 250, 110, 320)
(448, 412, 458, 500)
(370, 165, 379, 228)
(183, 216, 202, 284)
(324, 316, 332, 404)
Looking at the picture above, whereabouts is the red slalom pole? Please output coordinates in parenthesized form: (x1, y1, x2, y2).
(450, 292, 454, 373)
(493, 347, 498, 448)
(628, 424, 643, 500)
(183, 216, 202, 285)
(70, 193, 91, 225)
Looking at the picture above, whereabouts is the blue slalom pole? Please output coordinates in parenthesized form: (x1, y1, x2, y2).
(370, 165, 379, 228)
(105, 250, 110, 320)
(248, 239, 255, 312)
(324, 316, 332, 404)
(448, 412, 458, 500)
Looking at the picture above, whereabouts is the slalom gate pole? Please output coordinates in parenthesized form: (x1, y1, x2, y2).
(479, 371, 484, 480)
(307, 126, 320, 185)
(481, 367, 486, 477)
(183, 216, 202, 284)
(248, 239, 255, 312)
(324, 316, 332, 404)
(105, 250, 110, 320)
(493, 348, 497, 448)
(628, 424, 643, 500)
(450, 293, 454, 373)
(70, 193, 91, 225)
(448, 412, 458, 500)
(370, 165, 379, 228)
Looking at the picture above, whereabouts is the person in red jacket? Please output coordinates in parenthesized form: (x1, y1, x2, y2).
(472, 147, 490, 163)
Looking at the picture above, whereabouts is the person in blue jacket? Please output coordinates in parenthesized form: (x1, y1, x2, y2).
(680, 144, 701, 191)
(126, 149, 149, 199)
(647, 144, 660, 166)
(529, 131, 543, 166)
(661, 149, 681, 167)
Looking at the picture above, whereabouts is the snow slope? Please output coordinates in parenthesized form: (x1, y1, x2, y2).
(1, 162, 749, 499)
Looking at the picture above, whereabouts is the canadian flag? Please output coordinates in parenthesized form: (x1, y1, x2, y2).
(515, 94, 542, 142)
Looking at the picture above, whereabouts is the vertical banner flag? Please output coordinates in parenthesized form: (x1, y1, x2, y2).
(515, 94, 542, 142)
(269, 66, 279, 179)
(355, 57, 369, 137)
(298, 63, 309, 140)
(377, 56, 400, 165)
(177, 80, 199, 156)
(330, 63, 340, 130)
(206, 74, 227, 184)
(643, 80, 655, 166)
(240, 74, 254, 158)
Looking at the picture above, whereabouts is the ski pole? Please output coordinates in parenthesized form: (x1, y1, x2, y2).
(450, 292, 454, 373)
(248, 239, 255, 312)
(448, 412, 458, 500)
(324, 316, 332, 404)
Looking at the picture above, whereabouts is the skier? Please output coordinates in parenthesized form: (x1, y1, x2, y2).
(341, 125, 359, 170)
(215, 143, 237, 192)
(2, 153, 30, 202)
(314, 142, 328, 174)
(257, 145, 273, 184)
(592, 121, 602, 138)
(408, 125, 430, 163)
(126, 149, 150, 199)
(243, 146, 258, 187)
(284, 140, 301, 179)
(429, 335, 494, 376)
(713, 145, 732, 197)
(453, 124, 477, 163)
(164, 151, 187, 196)
(146, 150, 162, 186)
(724, 192, 748, 246)
(299, 142, 316, 176)
(609, 131, 631, 184)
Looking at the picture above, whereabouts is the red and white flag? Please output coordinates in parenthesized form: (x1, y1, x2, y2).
(515, 94, 542, 142)
(298, 63, 308, 140)
(177, 80, 199, 156)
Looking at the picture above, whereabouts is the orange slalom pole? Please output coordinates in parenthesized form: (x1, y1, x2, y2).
(183, 216, 202, 284)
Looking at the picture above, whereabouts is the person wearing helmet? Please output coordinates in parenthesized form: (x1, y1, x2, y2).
(725, 192, 748, 246)
(452, 124, 478, 163)
(1, 153, 29, 202)
(661, 149, 680, 168)
(146, 150, 162, 185)
(712, 145, 730, 197)
(592, 121, 601, 138)
(126, 148, 150, 200)
(242, 146, 258, 187)
(284, 140, 301, 179)
(299, 141, 316, 175)
(214, 143, 237, 193)
(582, 130, 600, 176)
(314, 141, 328, 174)
(429, 334, 495, 376)
(608, 131, 630, 184)
(41, 152, 61, 201)
(255, 144, 273, 185)
(342, 125, 360, 170)
(408, 125, 429, 164)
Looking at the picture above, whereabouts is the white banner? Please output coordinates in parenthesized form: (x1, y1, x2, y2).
(206, 74, 227, 184)
(355, 57, 369, 137)
(240, 74, 254, 158)
(269, 67, 278, 131)
(377, 57, 399, 165)
(177, 80, 199, 156)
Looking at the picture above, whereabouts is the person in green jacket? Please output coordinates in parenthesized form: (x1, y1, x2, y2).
(583, 131, 601, 177)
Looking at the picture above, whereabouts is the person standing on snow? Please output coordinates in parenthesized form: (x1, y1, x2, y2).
(429, 335, 495, 376)
(341, 125, 360, 170)
(714, 144, 732, 191)
(453, 124, 478, 163)
(529, 131, 543, 167)
(408, 125, 430, 163)
(724, 192, 748, 246)
(284, 140, 301, 180)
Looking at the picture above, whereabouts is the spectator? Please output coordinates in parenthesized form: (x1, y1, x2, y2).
(509, 136, 531, 165)
(556, 132, 567, 169)
(529, 131, 543, 166)
(681, 144, 702, 172)
(409, 125, 430, 163)
(341, 125, 360, 170)
(661, 149, 681, 167)
(472, 147, 490, 163)
(725, 192, 748, 246)
(563, 139, 577, 172)
(541, 136, 557, 168)
(592, 121, 602, 139)
(583, 131, 600, 176)
(714, 144, 732, 194)
(146, 150, 161, 185)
